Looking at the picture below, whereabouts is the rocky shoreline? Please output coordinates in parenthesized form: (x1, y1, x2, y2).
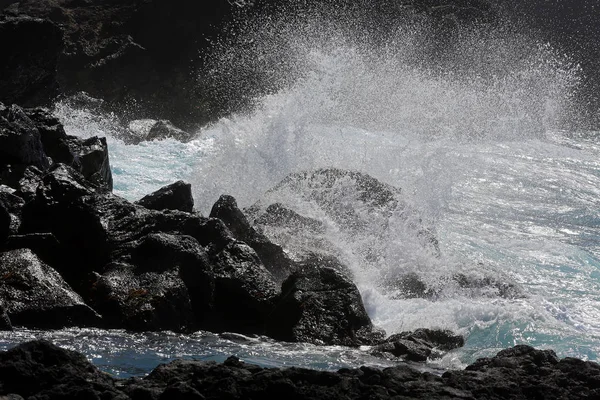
(3, 1, 600, 399)
(1, 340, 600, 399)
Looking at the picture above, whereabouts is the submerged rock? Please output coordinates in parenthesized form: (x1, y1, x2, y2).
(246, 168, 440, 266)
(0, 249, 100, 329)
(135, 180, 194, 213)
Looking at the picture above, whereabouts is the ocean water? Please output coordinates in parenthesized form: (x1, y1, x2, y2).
(3, 9, 600, 378)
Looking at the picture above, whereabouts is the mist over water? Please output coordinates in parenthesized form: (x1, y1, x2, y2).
(43, 5, 600, 372)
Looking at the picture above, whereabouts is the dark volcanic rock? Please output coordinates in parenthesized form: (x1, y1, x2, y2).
(0, 104, 49, 171)
(66, 135, 113, 190)
(135, 180, 194, 213)
(0, 16, 63, 107)
(209, 241, 279, 334)
(5, 340, 600, 400)
(210, 194, 297, 283)
(373, 329, 465, 362)
(4, 233, 62, 268)
(0, 340, 121, 399)
(89, 262, 196, 332)
(267, 265, 381, 346)
(247, 168, 440, 268)
(0, 249, 100, 328)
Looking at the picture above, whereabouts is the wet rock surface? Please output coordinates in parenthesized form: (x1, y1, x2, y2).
(1, 340, 600, 399)
(373, 329, 465, 362)
(267, 265, 382, 346)
(0, 249, 100, 328)
(135, 180, 194, 213)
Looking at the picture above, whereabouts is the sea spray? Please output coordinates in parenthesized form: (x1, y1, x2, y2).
(48, 3, 600, 369)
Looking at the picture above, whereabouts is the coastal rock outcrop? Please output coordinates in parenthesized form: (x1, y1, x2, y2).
(135, 180, 194, 213)
(267, 265, 382, 346)
(210, 194, 297, 283)
(246, 168, 440, 265)
(373, 328, 465, 362)
(0, 249, 100, 328)
(2, 341, 600, 399)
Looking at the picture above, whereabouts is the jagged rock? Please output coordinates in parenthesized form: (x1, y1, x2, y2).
(89, 262, 196, 332)
(13, 165, 42, 201)
(0, 249, 100, 328)
(247, 168, 440, 270)
(0, 104, 49, 170)
(0, 301, 11, 331)
(253, 202, 326, 233)
(0, 17, 63, 107)
(210, 195, 297, 283)
(210, 194, 297, 283)
(25, 106, 78, 166)
(126, 232, 215, 329)
(373, 329, 465, 362)
(209, 241, 279, 334)
(66, 135, 113, 190)
(267, 265, 381, 346)
(0, 104, 112, 192)
(4, 233, 62, 268)
(135, 180, 194, 212)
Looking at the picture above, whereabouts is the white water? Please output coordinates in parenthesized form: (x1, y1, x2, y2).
(6, 9, 600, 375)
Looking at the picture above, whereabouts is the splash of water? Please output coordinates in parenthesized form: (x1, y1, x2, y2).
(51, 5, 600, 368)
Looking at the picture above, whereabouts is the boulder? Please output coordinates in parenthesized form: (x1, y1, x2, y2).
(4, 233, 62, 268)
(13, 165, 42, 202)
(208, 240, 279, 334)
(0, 249, 100, 328)
(89, 263, 196, 332)
(67, 135, 113, 190)
(0, 17, 63, 107)
(210, 194, 297, 282)
(267, 265, 382, 346)
(0, 104, 49, 170)
(246, 168, 440, 270)
(0, 341, 122, 399)
(135, 180, 194, 212)
(373, 329, 465, 362)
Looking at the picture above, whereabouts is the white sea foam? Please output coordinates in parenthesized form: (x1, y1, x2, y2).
(50, 6, 600, 367)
